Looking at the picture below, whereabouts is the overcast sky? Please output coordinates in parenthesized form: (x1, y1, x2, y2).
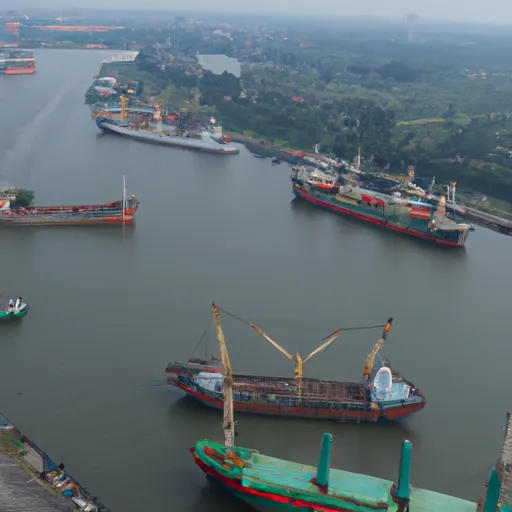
(5, 0, 512, 25)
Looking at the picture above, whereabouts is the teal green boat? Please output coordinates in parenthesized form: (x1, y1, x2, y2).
(0, 296, 29, 320)
(190, 304, 511, 511)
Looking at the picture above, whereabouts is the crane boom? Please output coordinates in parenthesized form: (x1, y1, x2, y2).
(212, 302, 235, 450)
(248, 322, 294, 360)
(303, 329, 342, 363)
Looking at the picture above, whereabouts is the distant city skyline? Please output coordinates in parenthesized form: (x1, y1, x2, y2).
(3, 0, 512, 25)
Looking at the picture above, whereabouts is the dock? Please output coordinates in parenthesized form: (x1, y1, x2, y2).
(0, 414, 109, 511)
(0, 450, 76, 511)
(448, 202, 512, 235)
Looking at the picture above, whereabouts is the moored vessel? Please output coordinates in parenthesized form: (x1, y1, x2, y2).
(292, 165, 471, 247)
(191, 304, 509, 511)
(92, 96, 239, 155)
(167, 304, 425, 423)
(0, 50, 36, 75)
(0, 178, 139, 226)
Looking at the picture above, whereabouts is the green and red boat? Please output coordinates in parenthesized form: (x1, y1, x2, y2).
(190, 304, 512, 512)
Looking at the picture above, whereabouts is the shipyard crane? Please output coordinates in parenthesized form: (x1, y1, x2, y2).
(211, 302, 236, 452)
(247, 322, 343, 379)
(362, 318, 393, 381)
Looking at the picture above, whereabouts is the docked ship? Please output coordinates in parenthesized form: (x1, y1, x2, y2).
(0, 50, 36, 75)
(0, 179, 139, 226)
(166, 304, 426, 423)
(92, 96, 239, 155)
(291, 164, 471, 247)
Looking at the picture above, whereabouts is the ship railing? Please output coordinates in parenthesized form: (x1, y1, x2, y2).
(230, 390, 367, 410)
(231, 383, 366, 404)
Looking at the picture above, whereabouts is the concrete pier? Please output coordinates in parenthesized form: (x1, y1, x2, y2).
(0, 413, 109, 512)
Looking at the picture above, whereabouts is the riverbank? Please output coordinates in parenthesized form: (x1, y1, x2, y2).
(0, 414, 110, 511)
(226, 132, 306, 164)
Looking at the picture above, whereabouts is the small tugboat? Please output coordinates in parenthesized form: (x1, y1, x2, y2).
(0, 177, 139, 226)
(0, 296, 29, 320)
(191, 305, 506, 511)
(167, 304, 425, 422)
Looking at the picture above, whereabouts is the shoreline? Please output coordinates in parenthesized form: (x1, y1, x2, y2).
(0, 413, 110, 511)
(225, 132, 305, 164)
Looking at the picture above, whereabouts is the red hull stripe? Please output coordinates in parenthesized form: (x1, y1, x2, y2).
(4, 68, 36, 75)
(295, 188, 463, 247)
(193, 453, 366, 511)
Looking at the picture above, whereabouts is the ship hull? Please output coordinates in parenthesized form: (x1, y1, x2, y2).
(0, 199, 139, 226)
(0, 305, 29, 320)
(97, 121, 240, 155)
(4, 68, 36, 75)
(172, 380, 424, 422)
(193, 454, 318, 512)
(294, 186, 465, 247)
(166, 361, 426, 423)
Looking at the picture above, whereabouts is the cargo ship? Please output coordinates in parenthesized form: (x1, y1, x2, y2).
(0, 178, 139, 226)
(191, 342, 512, 512)
(0, 50, 36, 75)
(166, 304, 426, 423)
(92, 96, 239, 155)
(291, 164, 471, 247)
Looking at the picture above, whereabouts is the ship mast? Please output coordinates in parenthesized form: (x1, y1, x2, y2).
(122, 175, 126, 223)
(211, 302, 235, 451)
(363, 318, 393, 380)
(248, 322, 342, 379)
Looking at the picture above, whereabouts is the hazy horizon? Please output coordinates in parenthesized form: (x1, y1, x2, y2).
(3, 1, 512, 26)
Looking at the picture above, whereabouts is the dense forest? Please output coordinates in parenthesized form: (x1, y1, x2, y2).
(92, 21, 512, 205)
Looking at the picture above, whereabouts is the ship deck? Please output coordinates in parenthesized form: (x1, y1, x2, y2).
(231, 375, 367, 402)
(198, 440, 476, 511)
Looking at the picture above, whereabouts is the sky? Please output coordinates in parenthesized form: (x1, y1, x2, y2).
(4, 0, 512, 25)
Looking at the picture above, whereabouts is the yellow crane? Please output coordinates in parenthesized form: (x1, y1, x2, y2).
(363, 317, 393, 381)
(247, 322, 343, 379)
(211, 302, 236, 452)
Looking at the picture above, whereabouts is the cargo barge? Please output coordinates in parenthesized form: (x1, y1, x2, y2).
(0, 50, 36, 75)
(0, 179, 139, 226)
(166, 304, 426, 423)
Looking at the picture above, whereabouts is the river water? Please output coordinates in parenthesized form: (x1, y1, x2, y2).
(0, 50, 511, 511)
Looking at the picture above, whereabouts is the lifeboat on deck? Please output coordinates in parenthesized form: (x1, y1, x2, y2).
(307, 169, 339, 194)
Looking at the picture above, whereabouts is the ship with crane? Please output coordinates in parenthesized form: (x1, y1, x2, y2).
(166, 305, 426, 423)
(91, 95, 239, 154)
(190, 302, 511, 512)
(291, 160, 472, 247)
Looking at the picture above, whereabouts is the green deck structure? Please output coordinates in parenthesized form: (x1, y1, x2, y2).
(193, 412, 512, 512)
